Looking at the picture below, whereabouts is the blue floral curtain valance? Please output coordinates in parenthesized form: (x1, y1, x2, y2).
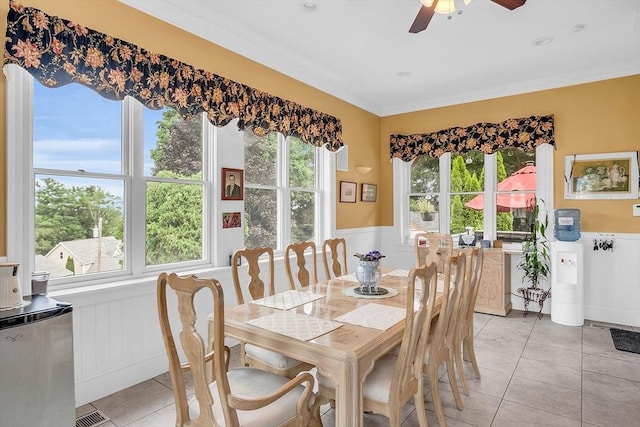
(390, 114, 555, 162)
(3, 1, 344, 151)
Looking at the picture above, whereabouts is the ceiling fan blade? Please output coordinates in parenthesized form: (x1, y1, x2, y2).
(490, 0, 527, 10)
(409, 4, 436, 34)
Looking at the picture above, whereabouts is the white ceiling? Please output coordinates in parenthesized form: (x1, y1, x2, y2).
(119, 0, 640, 116)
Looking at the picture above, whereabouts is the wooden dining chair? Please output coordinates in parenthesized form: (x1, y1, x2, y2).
(157, 272, 316, 427)
(284, 241, 319, 290)
(414, 232, 454, 273)
(453, 247, 484, 395)
(322, 237, 348, 280)
(312, 261, 439, 427)
(231, 247, 314, 378)
(423, 252, 466, 427)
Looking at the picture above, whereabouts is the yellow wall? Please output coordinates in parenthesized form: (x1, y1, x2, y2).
(0, 2, 638, 257)
(380, 75, 640, 233)
(0, 0, 380, 255)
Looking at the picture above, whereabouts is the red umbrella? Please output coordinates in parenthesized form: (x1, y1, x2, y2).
(465, 164, 536, 212)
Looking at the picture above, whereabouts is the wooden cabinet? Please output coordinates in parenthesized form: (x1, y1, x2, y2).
(474, 248, 512, 316)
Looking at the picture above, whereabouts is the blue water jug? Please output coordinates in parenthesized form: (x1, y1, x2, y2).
(554, 209, 581, 242)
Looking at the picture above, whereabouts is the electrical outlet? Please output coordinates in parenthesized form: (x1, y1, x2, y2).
(633, 204, 640, 217)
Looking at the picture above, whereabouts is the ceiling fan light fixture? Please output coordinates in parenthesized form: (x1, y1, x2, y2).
(420, 0, 472, 16)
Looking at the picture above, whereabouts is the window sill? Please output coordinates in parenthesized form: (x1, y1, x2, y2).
(47, 265, 232, 304)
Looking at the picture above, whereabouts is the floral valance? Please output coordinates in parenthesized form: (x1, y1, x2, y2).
(390, 115, 555, 162)
(3, 2, 343, 151)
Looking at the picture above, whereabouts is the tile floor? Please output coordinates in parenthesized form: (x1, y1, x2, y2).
(76, 310, 640, 426)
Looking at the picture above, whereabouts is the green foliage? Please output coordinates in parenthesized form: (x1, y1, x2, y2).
(35, 178, 123, 255)
(410, 198, 435, 212)
(244, 132, 278, 247)
(410, 155, 439, 193)
(150, 109, 203, 176)
(65, 256, 75, 274)
(496, 151, 507, 181)
(450, 156, 466, 192)
(517, 198, 550, 289)
(145, 171, 203, 265)
(450, 196, 466, 234)
(497, 212, 514, 231)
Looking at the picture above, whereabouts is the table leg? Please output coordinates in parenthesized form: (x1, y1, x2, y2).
(317, 358, 363, 427)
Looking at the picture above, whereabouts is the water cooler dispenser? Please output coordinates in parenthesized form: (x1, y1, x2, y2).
(551, 241, 584, 326)
(551, 209, 583, 325)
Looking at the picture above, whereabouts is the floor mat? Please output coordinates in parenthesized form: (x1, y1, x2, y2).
(610, 328, 640, 354)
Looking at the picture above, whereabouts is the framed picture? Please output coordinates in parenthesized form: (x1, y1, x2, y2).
(339, 181, 357, 203)
(564, 152, 639, 199)
(361, 183, 377, 202)
(222, 168, 243, 200)
(222, 212, 242, 228)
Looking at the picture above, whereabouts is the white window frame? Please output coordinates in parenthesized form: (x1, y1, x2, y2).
(6, 64, 334, 290)
(394, 144, 553, 245)
(243, 133, 324, 252)
(7, 64, 213, 290)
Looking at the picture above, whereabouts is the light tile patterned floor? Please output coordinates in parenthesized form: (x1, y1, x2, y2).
(76, 311, 640, 426)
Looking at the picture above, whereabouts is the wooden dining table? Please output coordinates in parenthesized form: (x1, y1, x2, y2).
(220, 269, 442, 427)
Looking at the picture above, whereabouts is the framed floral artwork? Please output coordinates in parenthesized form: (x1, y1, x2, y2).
(564, 152, 639, 199)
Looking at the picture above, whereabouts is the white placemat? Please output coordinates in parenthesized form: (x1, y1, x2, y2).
(246, 311, 342, 341)
(333, 303, 405, 331)
(251, 290, 325, 310)
(385, 269, 410, 277)
(342, 286, 399, 299)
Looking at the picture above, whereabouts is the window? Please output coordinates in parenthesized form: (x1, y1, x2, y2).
(7, 65, 328, 289)
(28, 73, 209, 284)
(450, 151, 485, 238)
(400, 145, 552, 244)
(409, 155, 439, 236)
(244, 132, 319, 249)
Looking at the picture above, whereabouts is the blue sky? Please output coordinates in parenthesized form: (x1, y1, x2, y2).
(33, 80, 165, 200)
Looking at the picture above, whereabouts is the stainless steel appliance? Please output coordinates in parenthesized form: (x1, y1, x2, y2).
(0, 295, 75, 427)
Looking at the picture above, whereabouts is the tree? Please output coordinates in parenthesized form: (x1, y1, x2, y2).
(145, 171, 203, 264)
(150, 109, 203, 176)
(289, 138, 315, 243)
(244, 132, 278, 248)
(35, 178, 123, 255)
(65, 256, 75, 275)
(77, 185, 123, 241)
(496, 151, 514, 231)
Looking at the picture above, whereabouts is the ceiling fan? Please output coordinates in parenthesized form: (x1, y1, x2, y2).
(409, 0, 527, 34)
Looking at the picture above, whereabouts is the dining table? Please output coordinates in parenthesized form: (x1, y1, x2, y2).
(220, 268, 443, 427)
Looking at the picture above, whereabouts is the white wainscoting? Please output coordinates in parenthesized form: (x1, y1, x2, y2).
(381, 227, 640, 326)
(580, 232, 640, 327)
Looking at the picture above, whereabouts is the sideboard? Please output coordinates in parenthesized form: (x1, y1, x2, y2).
(474, 248, 512, 316)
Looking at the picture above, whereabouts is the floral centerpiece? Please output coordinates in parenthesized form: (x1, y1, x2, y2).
(354, 251, 386, 262)
(354, 251, 385, 294)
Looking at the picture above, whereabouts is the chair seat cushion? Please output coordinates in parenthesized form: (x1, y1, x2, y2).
(245, 343, 305, 369)
(189, 367, 305, 427)
(317, 353, 397, 404)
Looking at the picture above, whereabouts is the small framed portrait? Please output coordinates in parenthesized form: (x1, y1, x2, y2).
(339, 181, 357, 203)
(222, 212, 242, 229)
(361, 183, 377, 202)
(222, 168, 244, 200)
